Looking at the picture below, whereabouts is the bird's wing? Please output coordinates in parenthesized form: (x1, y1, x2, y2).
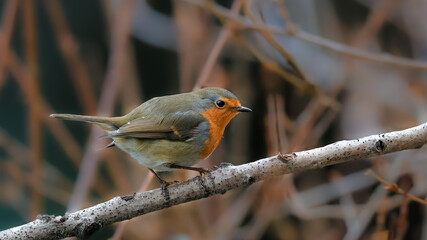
(106, 111, 204, 141)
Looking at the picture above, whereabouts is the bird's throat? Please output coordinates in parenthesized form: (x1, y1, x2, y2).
(200, 108, 238, 159)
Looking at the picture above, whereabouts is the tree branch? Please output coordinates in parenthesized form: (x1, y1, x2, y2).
(1, 123, 426, 239)
(185, 0, 427, 71)
(365, 169, 427, 206)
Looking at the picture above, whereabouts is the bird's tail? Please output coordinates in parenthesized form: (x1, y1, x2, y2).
(50, 113, 120, 131)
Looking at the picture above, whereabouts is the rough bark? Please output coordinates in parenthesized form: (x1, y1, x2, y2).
(1, 123, 426, 239)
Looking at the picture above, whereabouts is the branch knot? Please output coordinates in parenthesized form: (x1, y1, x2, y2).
(375, 139, 386, 153)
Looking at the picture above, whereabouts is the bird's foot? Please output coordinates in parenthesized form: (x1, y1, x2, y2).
(198, 168, 212, 183)
(164, 163, 214, 182)
(160, 180, 180, 191)
(148, 168, 180, 190)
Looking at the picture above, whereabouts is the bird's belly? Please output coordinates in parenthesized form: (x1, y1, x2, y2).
(113, 138, 203, 172)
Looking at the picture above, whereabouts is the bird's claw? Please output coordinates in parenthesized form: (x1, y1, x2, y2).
(198, 169, 213, 183)
(160, 180, 180, 190)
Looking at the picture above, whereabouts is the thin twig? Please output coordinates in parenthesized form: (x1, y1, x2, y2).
(66, 0, 136, 212)
(244, 0, 307, 82)
(6, 47, 83, 166)
(42, 0, 98, 114)
(232, 33, 308, 91)
(22, 0, 43, 220)
(293, 30, 427, 70)
(343, 154, 411, 240)
(185, 0, 427, 71)
(365, 170, 427, 206)
(394, 174, 410, 240)
(0, 0, 19, 89)
(0, 128, 75, 211)
(193, 0, 243, 90)
(209, 3, 340, 110)
(1, 122, 426, 239)
(352, 0, 400, 48)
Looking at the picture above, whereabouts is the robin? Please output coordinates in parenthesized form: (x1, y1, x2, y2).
(51, 87, 251, 188)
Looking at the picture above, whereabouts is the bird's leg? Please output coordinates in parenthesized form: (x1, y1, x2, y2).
(165, 163, 212, 183)
(148, 168, 179, 190)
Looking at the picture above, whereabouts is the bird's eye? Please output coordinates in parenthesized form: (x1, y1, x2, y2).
(215, 100, 225, 108)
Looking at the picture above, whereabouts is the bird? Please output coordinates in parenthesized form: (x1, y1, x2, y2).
(50, 87, 251, 188)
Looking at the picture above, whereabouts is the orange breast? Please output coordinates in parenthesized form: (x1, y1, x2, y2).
(200, 106, 238, 159)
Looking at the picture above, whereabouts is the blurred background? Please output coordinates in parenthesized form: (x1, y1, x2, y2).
(0, 0, 426, 239)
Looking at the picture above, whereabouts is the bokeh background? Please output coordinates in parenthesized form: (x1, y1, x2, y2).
(0, 0, 427, 239)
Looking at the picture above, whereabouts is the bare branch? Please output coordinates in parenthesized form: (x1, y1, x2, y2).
(66, 0, 137, 213)
(1, 123, 426, 239)
(192, 0, 243, 90)
(365, 170, 427, 205)
(186, 0, 427, 71)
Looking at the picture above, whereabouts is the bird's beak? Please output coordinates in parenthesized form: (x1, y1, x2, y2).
(235, 106, 252, 112)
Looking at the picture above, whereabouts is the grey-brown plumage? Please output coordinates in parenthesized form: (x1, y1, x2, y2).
(50, 87, 251, 172)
